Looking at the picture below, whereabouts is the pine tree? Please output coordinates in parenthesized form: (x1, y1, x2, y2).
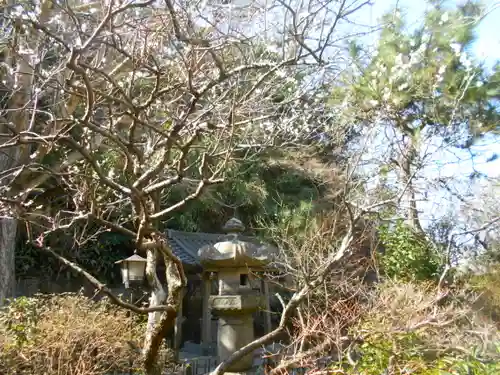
(331, 0, 499, 232)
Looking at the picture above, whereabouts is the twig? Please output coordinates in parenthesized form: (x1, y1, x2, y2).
(40, 245, 175, 314)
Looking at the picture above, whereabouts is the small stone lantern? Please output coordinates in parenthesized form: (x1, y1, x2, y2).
(115, 251, 147, 289)
(198, 218, 276, 372)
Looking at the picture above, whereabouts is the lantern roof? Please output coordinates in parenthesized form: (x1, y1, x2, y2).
(164, 218, 277, 268)
(197, 218, 277, 269)
(115, 251, 147, 264)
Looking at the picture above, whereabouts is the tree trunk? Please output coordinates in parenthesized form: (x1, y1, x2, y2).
(399, 134, 424, 234)
(141, 236, 186, 375)
(0, 0, 72, 307)
(0, 0, 53, 306)
(143, 248, 168, 375)
(0, 218, 17, 305)
(0, 120, 21, 306)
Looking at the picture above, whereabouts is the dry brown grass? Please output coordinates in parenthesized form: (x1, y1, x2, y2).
(265, 278, 500, 375)
(0, 292, 174, 375)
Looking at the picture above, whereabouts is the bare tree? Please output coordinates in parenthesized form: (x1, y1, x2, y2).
(0, 0, 375, 373)
(242, 202, 500, 375)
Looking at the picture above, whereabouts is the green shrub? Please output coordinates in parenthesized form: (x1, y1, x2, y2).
(16, 231, 133, 283)
(379, 221, 444, 281)
(435, 347, 500, 375)
(324, 282, 500, 375)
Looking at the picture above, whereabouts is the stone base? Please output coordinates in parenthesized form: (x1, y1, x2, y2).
(217, 315, 255, 372)
(209, 294, 265, 314)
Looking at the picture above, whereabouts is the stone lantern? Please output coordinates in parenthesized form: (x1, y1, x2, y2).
(198, 218, 277, 373)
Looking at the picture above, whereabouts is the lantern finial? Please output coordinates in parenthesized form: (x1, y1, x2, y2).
(223, 217, 245, 233)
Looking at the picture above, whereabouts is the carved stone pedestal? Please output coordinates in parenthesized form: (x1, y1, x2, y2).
(210, 295, 265, 372)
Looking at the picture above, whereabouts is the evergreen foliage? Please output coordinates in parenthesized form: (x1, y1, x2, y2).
(379, 221, 444, 281)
